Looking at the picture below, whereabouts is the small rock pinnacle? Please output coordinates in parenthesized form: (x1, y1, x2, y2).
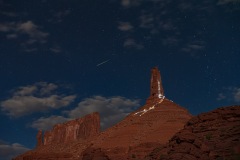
(146, 67, 164, 104)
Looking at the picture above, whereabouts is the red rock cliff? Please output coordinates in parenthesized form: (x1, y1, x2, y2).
(146, 105, 240, 160)
(42, 112, 100, 145)
(14, 67, 193, 160)
(87, 67, 192, 159)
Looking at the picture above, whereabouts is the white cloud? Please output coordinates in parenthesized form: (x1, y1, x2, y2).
(1, 82, 76, 118)
(38, 82, 58, 95)
(118, 22, 134, 31)
(31, 116, 71, 130)
(117, 0, 214, 54)
(13, 85, 38, 96)
(0, 21, 49, 47)
(121, 0, 130, 7)
(121, 0, 143, 7)
(123, 38, 144, 50)
(233, 88, 240, 102)
(181, 41, 205, 54)
(31, 96, 140, 131)
(217, 87, 240, 102)
(0, 142, 30, 160)
(17, 21, 49, 43)
(66, 96, 140, 130)
(49, 10, 71, 23)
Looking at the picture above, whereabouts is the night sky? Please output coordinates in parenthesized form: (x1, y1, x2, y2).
(0, 0, 240, 159)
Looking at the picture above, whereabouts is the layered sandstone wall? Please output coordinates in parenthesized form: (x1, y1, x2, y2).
(40, 112, 100, 145)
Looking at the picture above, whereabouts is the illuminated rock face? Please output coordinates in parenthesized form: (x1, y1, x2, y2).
(42, 112, 100, 145)
(146, 67, 164, 104)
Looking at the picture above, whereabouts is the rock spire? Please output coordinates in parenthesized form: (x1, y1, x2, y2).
(36, 130, 43, 148)
(146, 67, 164, 104)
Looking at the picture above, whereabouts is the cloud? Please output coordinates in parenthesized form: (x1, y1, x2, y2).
(117, 0, 214, 54)
(0, 23, 13, 32)
(217, 0, 240, 5)
(139, 13, 155, 29)
(121, 0, 143, 7)
(6, 33, 18, 39)
(217, 87, 240, 102)
(17, 21, 49, 43)
(118, 22, 134, 31)
(121, 0, 130, 7)
(233, 88, 240, 102)
(48, 10, 71, 23)
(181, 41, 205, 55)
(31, 115, 71, 130)
(123, 38, 144, 49)
(0, 21, 49, 49)
(31, 96, 140, 131)
(50, 46, 62, 53)
(0, 140, 8, 145)
(0, 142, 30, 160)
(1, 82, 76, 118)
(0, 11, 17, 17)
(161, 37, 179, 46)
(66, 96, 140, 130)
(217, 93, 227, 101)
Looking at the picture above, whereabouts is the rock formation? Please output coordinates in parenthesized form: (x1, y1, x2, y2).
(14, 112, 100, 160)
(36, 130, 43, 148)
(88, 98, 192, 159)
(81, 67, 192, 159)
(43, 112, 100, 145)
(146, 67, 164, 104)
(146, 105, 240, 160)
(14, 67, 240, 160)
(82, 147, 110, 160)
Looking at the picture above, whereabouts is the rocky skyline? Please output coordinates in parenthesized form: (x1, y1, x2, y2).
(14, 67, 193, 159)
(0, 0, 240, 159)
(14, 68, 240, 160)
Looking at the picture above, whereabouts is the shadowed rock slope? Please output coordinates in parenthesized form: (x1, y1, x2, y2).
(87, 98, 192, 160)
(145, 105, 240, 160)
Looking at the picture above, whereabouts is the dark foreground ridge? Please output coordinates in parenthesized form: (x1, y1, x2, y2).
(14, 67, 240, 160)
(146, 105, 240, 160)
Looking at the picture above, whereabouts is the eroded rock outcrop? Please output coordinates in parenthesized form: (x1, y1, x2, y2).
(85, 67, 192, 159)
(14, 67, 192, 160)
(146, 106, 240, 160)
(43, 112, 100, 145)
(16, 67, 240, 160)
(14, 112, 100, 160)
(36, 130, 43, 148)
(82, 147, 110, 160)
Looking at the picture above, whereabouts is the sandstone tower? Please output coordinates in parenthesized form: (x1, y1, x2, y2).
(146, 67, 164, 104)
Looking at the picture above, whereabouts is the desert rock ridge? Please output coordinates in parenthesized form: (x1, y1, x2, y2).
(14, 67, 193, 160)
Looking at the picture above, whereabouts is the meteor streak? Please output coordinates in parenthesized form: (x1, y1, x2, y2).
(96, 59, 110, 66)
